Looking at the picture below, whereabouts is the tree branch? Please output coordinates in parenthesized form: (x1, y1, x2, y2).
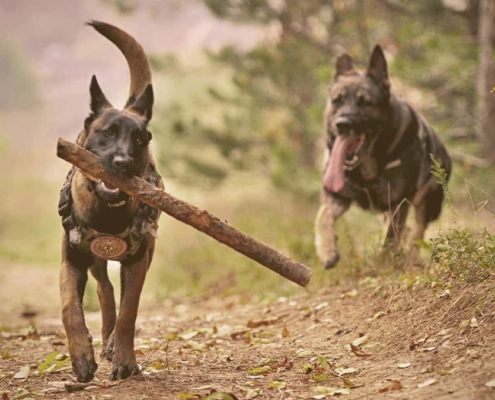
(56, 138, 313, 287)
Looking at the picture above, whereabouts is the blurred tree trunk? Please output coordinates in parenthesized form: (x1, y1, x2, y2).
(476, 0, 495, 164)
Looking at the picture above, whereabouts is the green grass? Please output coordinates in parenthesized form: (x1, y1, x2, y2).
(0, 172, 62, 267)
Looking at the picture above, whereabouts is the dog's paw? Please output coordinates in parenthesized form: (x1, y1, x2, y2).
(324, 253, 340, 270)
(102, 334, 115, 361)
(110, 361, 141, 380)
(72, 355, 98, 383)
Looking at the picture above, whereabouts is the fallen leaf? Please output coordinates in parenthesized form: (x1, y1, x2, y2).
(281, 326, 289, 338)
(398, 363, 411, 369)
(12, 388, 35, 399)
(13, 365, 30, 379)
(421, 365, 434, 373)
(315, 302, 329, 310)
(372, 311, 386, 320)
(352, 336, 368, 347)
(247, 318, 279, 328)
(300, 363, 314, 374)
(179, 331, 199, 340)
(343, 377, 364, 389)
(335, 367, 358, 376)
(418, 347, 437, 352)
(350, 344, 371, 358)
(417, 378, 437, 388)
(306, 324, 320, 331)
(83, 385, 99, 391)
(294, 348, 312, 357)
(1, 348, 10, 360)
(148, 360, 165, 371)
(459, 320, 470, 333)
(268, 381, 286, 389)
(244, 388, 261, 399)
(247, 366, 271, 375)
(45, 355, 71, 373)
(311, 374, 329, 382)
(316, 354, 331, 371)
(378, 380, 403, 393)
(485, 379, 495, 388)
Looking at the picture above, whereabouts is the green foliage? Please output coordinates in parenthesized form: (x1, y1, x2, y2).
(431, 228, 495, 282)
(147, 0, 482, 198)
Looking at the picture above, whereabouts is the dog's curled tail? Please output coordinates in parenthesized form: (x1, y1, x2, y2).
(88, 21, 151, 108)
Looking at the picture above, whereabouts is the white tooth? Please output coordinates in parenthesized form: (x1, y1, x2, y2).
(101, 182, 119, 193)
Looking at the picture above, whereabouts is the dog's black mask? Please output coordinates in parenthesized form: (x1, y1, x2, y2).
(83, 76, 153, 203)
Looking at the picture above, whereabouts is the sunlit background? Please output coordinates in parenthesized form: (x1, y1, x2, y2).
(0, 0, 493, 324)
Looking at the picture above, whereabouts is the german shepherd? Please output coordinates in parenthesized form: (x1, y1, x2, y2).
(315, 45, 452, 269)
(58, 21, 162, 382)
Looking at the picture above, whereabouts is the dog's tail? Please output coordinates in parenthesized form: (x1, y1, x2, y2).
(88, 21, 151, 108)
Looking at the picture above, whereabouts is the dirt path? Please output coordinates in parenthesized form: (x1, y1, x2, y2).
(1, 278, 494, 399)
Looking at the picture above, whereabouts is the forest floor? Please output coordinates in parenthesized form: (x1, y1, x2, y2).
(1, 265, 495, 400)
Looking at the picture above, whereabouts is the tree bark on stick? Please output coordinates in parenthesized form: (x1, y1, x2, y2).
(57, 138, 312, 287)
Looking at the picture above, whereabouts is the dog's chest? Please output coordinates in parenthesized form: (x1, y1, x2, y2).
(346, 157, 420, 211)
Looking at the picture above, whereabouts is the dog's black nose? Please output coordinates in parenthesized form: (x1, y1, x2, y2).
(112, 155, 134, 175)
(335, 117, 352, 134)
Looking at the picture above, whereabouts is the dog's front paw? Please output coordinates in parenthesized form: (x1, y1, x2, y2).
(324, 253, 340, 269)
(71, 353, 98, 383)
(110, 361, 141, 380)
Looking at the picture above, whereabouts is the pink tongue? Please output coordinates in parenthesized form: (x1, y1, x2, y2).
(323, 136, 352, 193)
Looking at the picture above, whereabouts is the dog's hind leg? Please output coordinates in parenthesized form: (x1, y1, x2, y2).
(109, 240, 155, 380)
(405, 201, 427, 261)
(384, 201, 410, 253)
(60, 238, 98, 383)
(89, 259, 116, 360)
(315, 192, 350, 269)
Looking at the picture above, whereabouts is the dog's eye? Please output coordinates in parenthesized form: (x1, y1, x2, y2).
(134, 135, 147, 146)
(104, 127, 116, 137)
(358, 97, 373, 107)
(332, 96, 343, 106)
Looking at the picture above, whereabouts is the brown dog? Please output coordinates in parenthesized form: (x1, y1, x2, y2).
(58, 21, 162, 382)
(315, 45, 451, 269)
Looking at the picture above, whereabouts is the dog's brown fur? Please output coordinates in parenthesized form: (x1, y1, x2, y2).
(59, 21, 162, 383)
(315, 46, 451, 269)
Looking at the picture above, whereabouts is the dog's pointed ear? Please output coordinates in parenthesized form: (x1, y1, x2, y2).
(335, 53, 355, 80)
(128, 84, 154, 123)
(366, 45, 389, 87)
(89, 75, 112, 114)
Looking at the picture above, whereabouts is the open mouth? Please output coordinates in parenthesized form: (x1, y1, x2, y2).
(322, 132, 367, 193)
(93, 179, 128, 206)
(98, 180, 120, 195)
(344, 133, 366, 168)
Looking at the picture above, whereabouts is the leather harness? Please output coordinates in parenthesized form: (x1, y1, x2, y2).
(58, 164, 162, 261)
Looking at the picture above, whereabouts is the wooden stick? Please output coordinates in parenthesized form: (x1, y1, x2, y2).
(57, 138, 313, 287)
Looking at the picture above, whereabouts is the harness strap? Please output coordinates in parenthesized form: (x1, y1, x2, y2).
(58, 167, 77, 232)
(58, 164, 162, 261)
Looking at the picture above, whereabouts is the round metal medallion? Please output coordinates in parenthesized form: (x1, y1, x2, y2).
(90, 236, 128, 260)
